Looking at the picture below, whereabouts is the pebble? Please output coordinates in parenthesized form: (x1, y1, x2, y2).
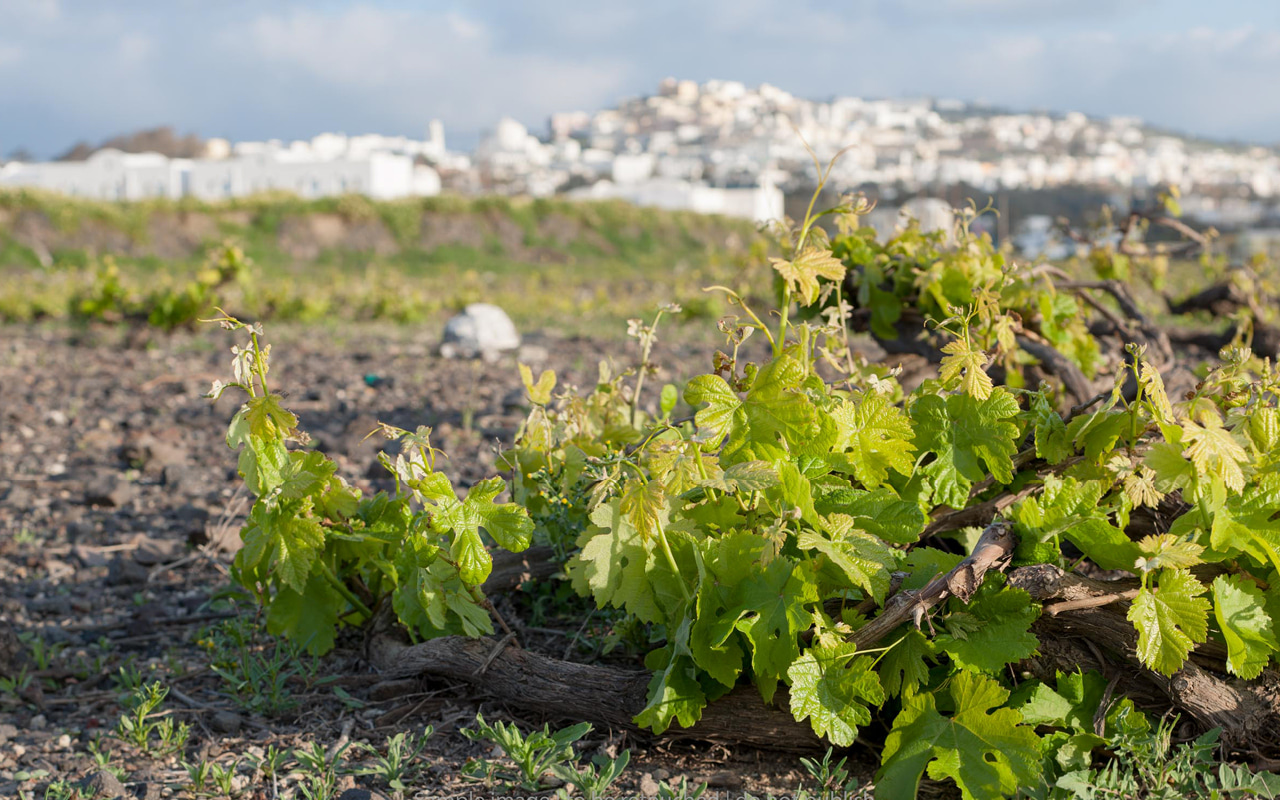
(210, 710, 243, 734)
(28, 714, 46, 730)
(78, 769, 127, 799)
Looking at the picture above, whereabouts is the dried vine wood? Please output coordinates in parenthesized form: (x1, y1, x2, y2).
(366, 632, 824, 752)
(851, 520, 1017, 649)
(1010, 564, 1280, 751)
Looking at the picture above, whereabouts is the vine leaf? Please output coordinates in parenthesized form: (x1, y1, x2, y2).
(771, 248, 847, 305)
(799, 514, 896, 603)
(912, 388, 1020, 509)
(787, 642, 885, 747)
(634, 614, 706, 734)
(265, 572, 341, 656)
(621, 480, 667, 541)
(1181, 417, 1248, 493)
(419, 474, 534, 585)
(877, 627, 935, 698)
(1134, 534, 1204, 573)
(876, 670, 1042, 800)
(830, 393, 916, 489)
(570, 499, 663, 624)
(939, 337, 993, 400)
(518, 363, 557, 406)
(1127, 568, 1210, 676)
(1212, 575, 1279, 680)
(938, 585, 1040, 673)
(683, 374, 742, 447)
(273, 510, 325, 594)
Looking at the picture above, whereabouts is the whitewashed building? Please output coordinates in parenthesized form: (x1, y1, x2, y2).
(568, 177, 784, 222)
(0, 149, 191, 200)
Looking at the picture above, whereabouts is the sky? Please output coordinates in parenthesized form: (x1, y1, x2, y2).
(1, 0, 1279, 158)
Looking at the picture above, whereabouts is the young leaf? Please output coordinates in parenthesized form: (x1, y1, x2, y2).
(1127, 569, 1210, 676)
(421, 474, 534, 584)
(570, 500, 663, 624)
(787, 643, 885, 747)
(939, 337, 993, 400)
(621, 480, 667, 542)
(912, 389, 1021, 509)
(1181, 417, 1248, 493)
(1134, 534, 1204, 573)
(634, 615, 706, 734)
(876, 670, 1042, 800)
(799, 514, 897, 603)
(518, 363, 557, 406)
(830, 393, 916, 489)
(741, 353, 819, 449)
(771, 248, 847, 306)
(1212, 574, 1279, 680)
(683, 374, 742, 446)
(938, 585, 1040, 673)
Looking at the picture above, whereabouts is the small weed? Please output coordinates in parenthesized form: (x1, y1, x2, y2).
(249, 744, 291, 799)
(41, 780, 84, 800)
(200, 617, 301, 716)
(184, 760, 214, 795)
(112, 663, 145, 697)
(209, 759, 241, 797)
(353, 728, 433, 795)
(0, 666, 32, 701)
(114, 681, 189, 757)
(461, 712, 590, 791)
(294, 741, 350, 800)
(656, 777, 709, 800)
(800, 748, 861, 800)
(19, 632, 65, 672)
(87, 738, 125, 781)
(552, 748, 630, 800)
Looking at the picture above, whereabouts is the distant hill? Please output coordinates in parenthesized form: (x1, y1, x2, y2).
(56, 126, 206, 161)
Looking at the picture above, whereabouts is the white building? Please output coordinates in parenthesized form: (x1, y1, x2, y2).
(567, 177, 783, 222)
(0, 147, 441, 201)
(0, 149, 190, 200)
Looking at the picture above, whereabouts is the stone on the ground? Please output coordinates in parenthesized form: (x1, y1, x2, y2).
(440, 303, 521, 360)
(78, 769, 127, 799)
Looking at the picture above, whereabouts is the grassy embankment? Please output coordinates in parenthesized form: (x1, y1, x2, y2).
(0, 189, 768, 337)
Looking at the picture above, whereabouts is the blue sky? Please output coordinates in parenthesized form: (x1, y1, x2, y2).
(1, 0, 1278, 157)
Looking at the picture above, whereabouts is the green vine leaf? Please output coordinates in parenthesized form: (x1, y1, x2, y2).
(1212, 574, 1279, 680)
(938, 585, 1040, 673)
(876, 670, 1042, 800)
(787, 642, 885, 747)
(1127, 568, 1210, 676)
(830, 393, 917, 489)
(771, 248, 847, 306)
(634, 614, 706, 734)
(912, 388, 1021, 509)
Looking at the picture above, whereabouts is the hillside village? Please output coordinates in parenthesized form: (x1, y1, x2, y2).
(3, 78, 1279, 236)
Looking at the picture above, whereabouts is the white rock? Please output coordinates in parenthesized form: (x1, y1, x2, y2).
(441, 303, 521, 359)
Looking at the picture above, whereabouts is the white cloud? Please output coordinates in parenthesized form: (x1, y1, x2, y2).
(0, 0, 59, 23)
(242, 6, 628, 131)
(116, 32, 152, 64)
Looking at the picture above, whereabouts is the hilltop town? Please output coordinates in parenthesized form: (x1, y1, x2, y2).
(3, 78, 1278, 232)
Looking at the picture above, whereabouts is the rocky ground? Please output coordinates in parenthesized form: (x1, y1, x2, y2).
(0, 321, 880, 800)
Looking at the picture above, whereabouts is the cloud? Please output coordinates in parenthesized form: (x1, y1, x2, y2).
(240, 6, 629, 131)
(0, 0, 60, 23)
(1, 1, 1278, 155)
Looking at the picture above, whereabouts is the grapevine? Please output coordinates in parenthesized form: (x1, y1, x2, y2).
(212, 183, 1280, 799)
